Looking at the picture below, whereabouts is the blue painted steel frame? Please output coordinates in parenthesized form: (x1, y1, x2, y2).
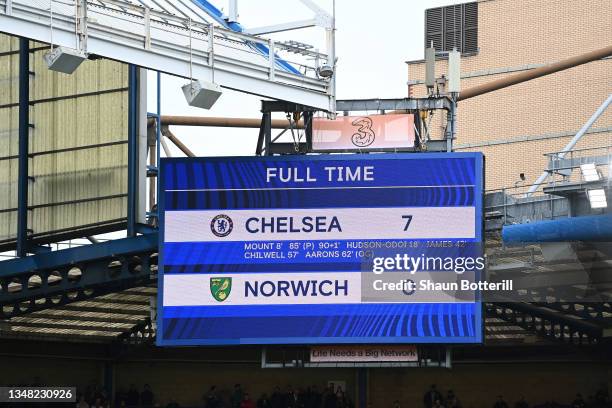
(127, 65, 138, 236)
(145, 73, 162, 221)
(0, 233, 157, 319)
(190, 0, 301, 75)
(156, 152, 484, 346)
(157, 72, 161, 217)
(16, 38, 29, 257)
(0, 233, 158, 276)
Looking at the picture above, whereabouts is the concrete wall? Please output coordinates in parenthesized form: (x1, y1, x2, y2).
(407, 0, 612, 190)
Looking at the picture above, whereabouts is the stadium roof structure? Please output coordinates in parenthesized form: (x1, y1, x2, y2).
(0, 0, 335, 110)
(0, 0, 611, 354)
(3, 150, 612, 347)
(2, 237, 611, 347)
(0, 282, 561, 346)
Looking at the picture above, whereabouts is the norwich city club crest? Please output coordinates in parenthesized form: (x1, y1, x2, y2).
(210, 277, 232, 302)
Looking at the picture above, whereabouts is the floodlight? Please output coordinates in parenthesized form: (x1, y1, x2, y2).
(587, 189, 607, 209)
(182, 80, 222, 110)
(317, 64, 334, 78)
(580, 163, 600, 182)
(43, 46, 87, 74)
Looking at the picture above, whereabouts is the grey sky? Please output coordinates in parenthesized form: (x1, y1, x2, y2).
(150, 0, 464, 156)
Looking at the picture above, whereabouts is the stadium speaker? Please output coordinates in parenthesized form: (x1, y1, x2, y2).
(43, 46, 87, 74)
(181, 80, 223, 110)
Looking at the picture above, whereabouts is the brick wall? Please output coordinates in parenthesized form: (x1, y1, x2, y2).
(407, 0, 612, 190)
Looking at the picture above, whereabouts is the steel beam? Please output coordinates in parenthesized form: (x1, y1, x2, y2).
(336, 97, 452, 112)
(161, 126, 195, 157)
(255, 115, 266, 156)
(21, 312, 142, 325)
(137, 67, 148, 225)
(527, 94, 612, 195)
(0, 331, 115, 343)
(6, 321, 130, 333)
(227, 0, 238, 23)
(551, 154, 612, 175)
(263, 112, 272, 156)
(532, 302, 612, 323)
(58, 304, 150, 317)
(245, 19, 318, 35)
(261, 100, 320, 113)
(0, 234, 157, 318)
(487, 302, 604, 345)
(0, 233, 157, 276)
(127, 65, 138, 237)
(304, 111, 313, 152)
(268, 142, 308, 155)
(16, 37, 29, 257)
(116, 317, 155, 345)
(0, 1, 331, 109)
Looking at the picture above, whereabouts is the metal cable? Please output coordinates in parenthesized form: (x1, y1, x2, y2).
(50, 0, 54, 50)
(188, 16, 192, 82)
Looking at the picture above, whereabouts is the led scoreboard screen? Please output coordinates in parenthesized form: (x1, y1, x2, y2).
(158, 153, 483, 346)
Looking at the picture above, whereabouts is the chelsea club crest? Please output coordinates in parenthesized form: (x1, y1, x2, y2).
(210, 214, 233, 237)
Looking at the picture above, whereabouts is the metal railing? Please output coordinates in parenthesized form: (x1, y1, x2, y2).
(485, 184, 567, 226)
(544, 145, 612, 185)
(485, 144, 611, 227)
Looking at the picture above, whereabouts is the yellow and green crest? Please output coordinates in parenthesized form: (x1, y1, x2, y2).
(210, 277, 232, 302)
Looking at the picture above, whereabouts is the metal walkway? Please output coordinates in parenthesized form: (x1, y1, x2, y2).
(483, 143, 612, 345)
(0, 0, 333, 110)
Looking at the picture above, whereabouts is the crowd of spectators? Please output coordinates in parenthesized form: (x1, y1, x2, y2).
(204, 383, 354, 408)
(2, 378, 611, 408)
(71, 382, 352, 408)
(102, 382, 611, 408)
(414, 384, 612, 408)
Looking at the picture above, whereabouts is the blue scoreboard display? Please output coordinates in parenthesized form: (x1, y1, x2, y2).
(158, 153, 483, 346)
